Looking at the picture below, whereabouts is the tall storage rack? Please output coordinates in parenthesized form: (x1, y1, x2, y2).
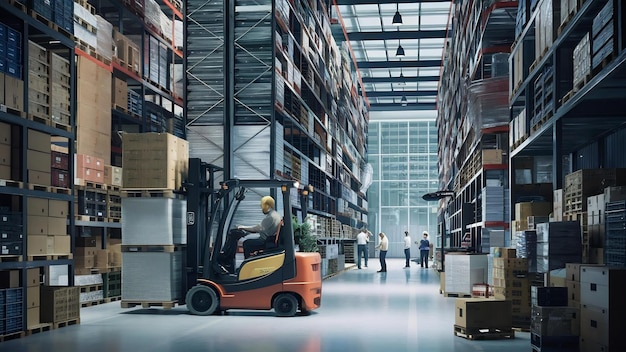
(0, 0, 76, 336)
(509, 0, 626, 261)
(436, 0, 517, 257)
(185, 0, 369, 240)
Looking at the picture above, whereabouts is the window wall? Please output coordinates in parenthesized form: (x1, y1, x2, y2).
(367, 121, 439, 258)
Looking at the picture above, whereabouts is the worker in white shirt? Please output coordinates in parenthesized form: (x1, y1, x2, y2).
(355, 227, 371, 269)
(403, 231, 411, 268)
(375, 232, 388, 273)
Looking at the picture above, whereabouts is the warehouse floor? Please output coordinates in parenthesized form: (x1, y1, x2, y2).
(4, 258, 531, 351)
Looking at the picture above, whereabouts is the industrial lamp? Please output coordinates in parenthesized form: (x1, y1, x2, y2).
(396, 40, 405, 57)
(392, 4, 403, 26)
(400, 95, 408, 106)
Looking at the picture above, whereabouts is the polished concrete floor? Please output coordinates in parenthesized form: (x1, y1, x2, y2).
(3, 258, 532, 352)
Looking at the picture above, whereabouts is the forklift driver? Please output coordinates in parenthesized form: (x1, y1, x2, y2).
(237, 196, 283, 258)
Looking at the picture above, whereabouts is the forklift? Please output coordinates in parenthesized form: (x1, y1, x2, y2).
(181, 159, 322, 316)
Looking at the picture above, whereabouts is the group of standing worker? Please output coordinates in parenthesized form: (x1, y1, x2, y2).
(355, 228, 431, 272)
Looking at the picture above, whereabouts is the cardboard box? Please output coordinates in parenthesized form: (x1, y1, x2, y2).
(0, 270, 20, 288)
(491, 247, 516, 258)
(27, 234, 53, 255)
(515, 202, 553, 220)
(104, 165, 122, 186)
(53, 235, 70, 254)
(0, 121, 9, 145)
(0, 144, 10, 166)
(455, 298, 512, 328)
(27, 306, 40, 328)
(75, 247, 96, 257)
(28, 170, 51, 186)
(27, 197, 49, 216)
(51, 168, 70, 188)
(5, 75, 24, 111)
(51, 150, 69, 170)
(76, 153, 105, 171)
(48, 216, 67, 235)
(112, 77, 128, 109)
(95, 249, 109, 268)
(75, 255, 94, 268)
(48, 199, 69, 218)
(482, 149, 503, 164)
(27, 268, 40, 287)
(28, 129, 51, 152)
(27, 149, 51, 173)
(0, 165, 10, 179)
(27, 285, 41, 308)
(566, 279, 580, 305)
(122, 132, 189, 190)
(27, 215, 49, 235)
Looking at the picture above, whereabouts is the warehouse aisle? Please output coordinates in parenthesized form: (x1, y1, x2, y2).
(2, 258, 531, 352)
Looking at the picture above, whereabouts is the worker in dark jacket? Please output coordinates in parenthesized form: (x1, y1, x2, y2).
(416, 231, 430, 268)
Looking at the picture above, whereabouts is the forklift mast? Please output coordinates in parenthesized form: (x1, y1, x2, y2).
(184, 158, 223, 295)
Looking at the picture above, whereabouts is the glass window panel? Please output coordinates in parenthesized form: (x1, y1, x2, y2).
(381, 181, 408, 207)
(381, 207, 408, 227)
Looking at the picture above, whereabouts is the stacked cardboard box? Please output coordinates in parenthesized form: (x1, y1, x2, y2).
(26, 197, 70, 256)
(579, 266, 626, 351)
(536, 222, 582, 273)
(455, 298, 512, 331)
(113, 30, 141, 74)
(0, 121, 10, 180)
(27, 129, 51, 186)
(40, 286, 80, 323)
(28, 41, 50, 121)
(492, 249, 531, 328)
(49, 53, 71, 126)
(122, 132, 188, 190)
(444, 254, 488, 295)
(51, 145, 70, 188)
(26, 268, 40, 328)
(76, 55, 111, 164)
(75, 153, 105, 184)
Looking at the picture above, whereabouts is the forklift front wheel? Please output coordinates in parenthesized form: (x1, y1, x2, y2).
(186, 285, 219, 316)
(273, 293, 298, 317)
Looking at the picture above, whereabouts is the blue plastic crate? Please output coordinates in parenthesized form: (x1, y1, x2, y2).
(4, 316, 22, 334)
(6, 62, 22, 79)
(6, 44, 21, 62)
(0, 318, 4, 335)
(5, 288, 23, 303)
(4, 302, 21, 318)
(0, 24, 6, 42)
(7, 28, 22, 48)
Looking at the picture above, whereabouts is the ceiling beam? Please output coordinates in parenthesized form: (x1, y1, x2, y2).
(361, 76, 440, 83)
(368, 103, 437, 111)
(345, 30, 447, 41)
(365, 90, 438, 98)
(357, 60, 442, 69)
(336, 0, 449, 4)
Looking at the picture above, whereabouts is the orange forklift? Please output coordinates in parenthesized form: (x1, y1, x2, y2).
(181, 159, 322, 316)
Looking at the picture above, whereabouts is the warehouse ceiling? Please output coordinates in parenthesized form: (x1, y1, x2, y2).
(333, 0, 451, 113)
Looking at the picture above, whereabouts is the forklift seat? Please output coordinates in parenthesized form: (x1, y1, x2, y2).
(248, 219, 284, 257)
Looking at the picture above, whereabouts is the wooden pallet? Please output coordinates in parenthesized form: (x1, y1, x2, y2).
(121, 189, 180, 198)
(0, 331, 25, 342)
(75, 215, 106, 223)
(26, 323, 53, 336)
(0, 179, 23, 189)
(0, 255, 23, 263)
(105, 296, 122, 303)
(443, 292, 472, 298)
(121, 300, 178, 310)
(49, 119, 72, 132)
(27, 113, 49, 126)
(79, 284, 103, 293)
(81, 299, 106, 308)
(121, 245, 182, 253)
(454, 325, 515, 340)
(28, 254, 73, 261)
(592, 52, 617, 75)
(106, 217, 122, 223)
(53, 318, 80, 329)
(7, 0, 26, 12)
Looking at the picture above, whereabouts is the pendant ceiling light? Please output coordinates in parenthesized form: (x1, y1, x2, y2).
(401, 95, 408, 107)
(396, 40, 405, 57)
(392, 4, 403, 26)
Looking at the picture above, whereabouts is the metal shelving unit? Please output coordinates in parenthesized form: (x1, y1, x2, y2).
(0, 0, 77, 334)
(185, 0, 369, 237)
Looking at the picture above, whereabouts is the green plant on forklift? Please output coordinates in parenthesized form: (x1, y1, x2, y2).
(292, 215, 318, 253)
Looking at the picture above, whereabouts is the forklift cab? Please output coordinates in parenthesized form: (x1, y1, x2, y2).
(185, 178, 322, 316)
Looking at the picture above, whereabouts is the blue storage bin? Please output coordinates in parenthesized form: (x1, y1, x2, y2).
(6, 62, 22, 79)
(6, 45, 20, 62)
(0, 24, 6, 42)
(5, 287, 23, 303)
(0, 59, 6, 73)
(7, 28, 21, 48)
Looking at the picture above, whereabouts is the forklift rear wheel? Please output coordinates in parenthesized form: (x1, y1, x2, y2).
(273, 293, 298, 317)
(186, 285, 219, 316)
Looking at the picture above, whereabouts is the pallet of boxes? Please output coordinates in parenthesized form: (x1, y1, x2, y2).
(120, 133, 188, 309)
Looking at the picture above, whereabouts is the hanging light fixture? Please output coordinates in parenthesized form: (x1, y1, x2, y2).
(398, 67, 406, 86)
(396, 39, 405, 57)
(392, 4, 403, 26)
(401, 95, 408, 107)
